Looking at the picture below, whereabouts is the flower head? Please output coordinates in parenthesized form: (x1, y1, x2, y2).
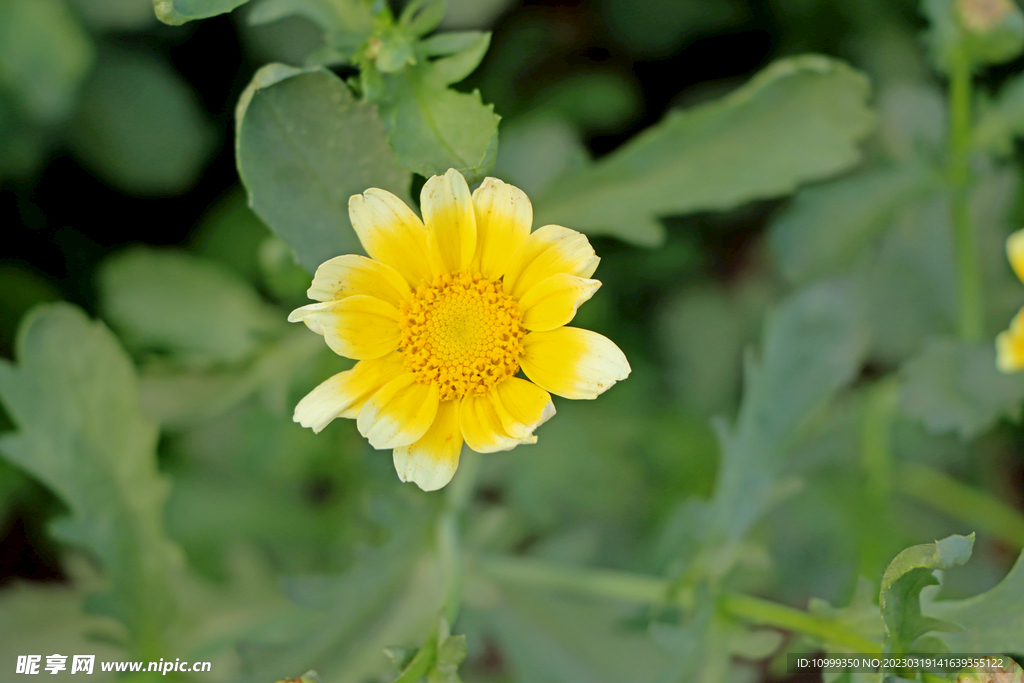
(289, 169, 630, 491)
(997, 229, 1024, 372)
(958, 0, 1016, 33)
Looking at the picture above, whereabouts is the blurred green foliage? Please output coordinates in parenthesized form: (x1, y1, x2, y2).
(4, 0, 1024, 682)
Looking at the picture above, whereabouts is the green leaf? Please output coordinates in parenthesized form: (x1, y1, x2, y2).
(236, 65, 411, 273)
(190, 188, 272, 284)
(770, 162, 940, 284)
(491, 116, 588, 199)
(400, 0, 446, 36)
(0, 95, 47, 178)
(362, 32, 499, 184)
(0, 265, 62, 357)
(880, 534, 974, 655)
(137, 330, 325, 428)
(0, 304, 179, 655)
(532, 55, 875, 246)
(0, 560, 128, 681)
(975, 72, 1024, 156)
(927, 549, 1024, 654)
(67, 48, 216, 194)
(248, 0, 375, 60)
(238, 500, 450, 683)
(98, 247, 284, 368)
(808, 578, 885, 651)
(708, 279, 870, 545)
(153, 0, 251, 25)
(0, 0, 94, 123)
(900, 338, 1024, 440)
(429, 630, 467, 683)
(473, 586, 674, 683)
(66, 0, 156, 30)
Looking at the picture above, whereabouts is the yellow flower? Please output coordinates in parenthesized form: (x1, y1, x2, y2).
(997, 229, 1024, 372)
(288, 169, 630, 491)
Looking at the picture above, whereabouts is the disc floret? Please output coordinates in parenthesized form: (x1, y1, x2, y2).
(399, 271, 525, 401)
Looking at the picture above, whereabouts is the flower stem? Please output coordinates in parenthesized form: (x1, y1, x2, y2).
(719, 593, 881, 654)
(473, 555, 880, 653)
(897, 462, 1024, 548)
(858, 378, 899, 574)
(949, 46, 983, 342)
(441, 449, 481, 623)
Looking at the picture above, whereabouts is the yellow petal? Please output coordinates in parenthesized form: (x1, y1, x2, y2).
(491, 377, 555, 439)
(503, 225, 600, 299)
(460, 392, 536, 453)
(518, 273, 601, 332)
(471, 177, 532, 279)
(997, 308, 1024, 373)
(393, 399, 463, 491)
(306, 254, 412, 307)
(288, 295, 399, 360)
(422, 168, 477, 273)
(293, 352, 406, 432)
(1008, 229, 1024, 284)
(521, 327, 630, 399)
(349, 188, 435, 287)
(357, 373, 439, 449)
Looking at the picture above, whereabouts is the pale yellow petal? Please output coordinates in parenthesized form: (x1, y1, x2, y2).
(521, 327, 630, 399)
(491, 377, 555, 440)
(471, 177, 532, 279)
(357, 373, 439, 449)
(349, 188, 435, 287)
(293, 352, 406, 432)
(306, 254, 412, 307)
(288, 295, 399, 360)
(1008, 229, 1024, 284)
(503, 225, 600, 299)
(997, 308, 1024, 373)
(422, 168, 477, 273)
(393, 399, 463, 491)
(460, 392, 536, 453)
(518, 273, 601, 332)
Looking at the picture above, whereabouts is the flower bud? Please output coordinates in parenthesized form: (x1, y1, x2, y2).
(958, 0, 1016, 32)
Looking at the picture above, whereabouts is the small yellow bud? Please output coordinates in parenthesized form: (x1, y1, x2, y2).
(958, 0, 1016, 32)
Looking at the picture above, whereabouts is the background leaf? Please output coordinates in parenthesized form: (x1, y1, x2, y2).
(900, 338, 1024, 440)
(0, 304, 180, 656)
(66, 0, 156, 30)
(770, 162, 940, 283)
(532, 55, 876, 246)
(238, 500, 450, 683)
(469, 586, 673, 683)
(0, 560, 128, 681)
(0, 0, 94, 123)
(67, 47, 216, 194)
(99, 247, 284, 368)
(236, 65, 411, 273)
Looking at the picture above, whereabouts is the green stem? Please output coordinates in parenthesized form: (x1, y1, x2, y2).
(897, 462, 1024, 548)
(858, 378, 899, 575)
(474, 555, 880, 654)
(949, 46, 983, 341)
(719, 593, 881, 654)
(391, 625, 438, 683)
(441, 449, 481, 624)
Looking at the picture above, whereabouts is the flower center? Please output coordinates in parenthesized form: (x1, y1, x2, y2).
(399, 272, 525, 401)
